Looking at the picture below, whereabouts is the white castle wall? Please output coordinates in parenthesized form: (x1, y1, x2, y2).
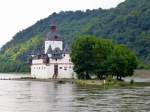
(57, 64, 74, 78)
(49, 54, 74, 78)
(31, 63, 74, 79)
(31, 55, 75, 79)
(31, 64, 53, 79)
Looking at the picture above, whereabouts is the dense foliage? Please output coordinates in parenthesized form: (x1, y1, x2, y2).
(0, 0, 150, 73)
(71, 36, 138, 80)
(108, 45, 138, 80)
(71, 36, 96, 79)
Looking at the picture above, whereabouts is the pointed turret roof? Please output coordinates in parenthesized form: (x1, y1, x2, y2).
(46, 45, 52, 54)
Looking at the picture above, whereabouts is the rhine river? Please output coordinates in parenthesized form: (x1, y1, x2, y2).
(0, 74, 149, 112)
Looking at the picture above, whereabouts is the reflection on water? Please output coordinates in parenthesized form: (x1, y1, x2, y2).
(0, 80, 149, 112)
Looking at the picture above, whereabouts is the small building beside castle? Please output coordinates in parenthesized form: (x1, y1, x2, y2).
(30, 23, 74, 79)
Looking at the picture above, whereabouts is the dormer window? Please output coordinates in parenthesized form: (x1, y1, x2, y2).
(54, 36, 58, 39)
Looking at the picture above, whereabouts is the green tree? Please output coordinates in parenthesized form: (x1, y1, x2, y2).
(108, 45, 138, 80)
(93, 38, 114, 79)
(71, 35, 96, 79)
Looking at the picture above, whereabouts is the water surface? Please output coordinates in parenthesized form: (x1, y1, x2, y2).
(0, 79, 149, 112)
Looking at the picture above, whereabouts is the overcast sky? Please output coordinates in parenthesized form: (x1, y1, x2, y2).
(0, 0, 125, 48)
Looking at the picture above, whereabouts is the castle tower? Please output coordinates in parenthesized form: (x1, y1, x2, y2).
(45, 23, 63, 54)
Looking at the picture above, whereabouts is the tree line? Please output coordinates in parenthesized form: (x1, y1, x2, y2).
(71, 35, 138, 80)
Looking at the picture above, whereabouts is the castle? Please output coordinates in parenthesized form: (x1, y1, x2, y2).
(30, 23, 74, 79)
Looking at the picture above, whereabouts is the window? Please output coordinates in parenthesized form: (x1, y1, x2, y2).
(64, 67, 67, 70)
(55, 36, 58, 39)
(60, 67, 62, 69)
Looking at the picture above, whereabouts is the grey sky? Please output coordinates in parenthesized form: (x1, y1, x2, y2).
(0, 0, 125, 47)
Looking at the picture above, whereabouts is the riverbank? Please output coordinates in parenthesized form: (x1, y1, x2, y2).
(0, 75, 150, 89)
(0, 76, 74, 83)
(75, 79, 150, 89)
(0, 69, 150, 86)
(134, 69, 150, 78)
(19, 77, 74, 83)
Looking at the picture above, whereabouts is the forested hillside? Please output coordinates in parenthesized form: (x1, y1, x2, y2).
(0, 0, 150, 72)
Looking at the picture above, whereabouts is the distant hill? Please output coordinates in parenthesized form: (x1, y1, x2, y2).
(0, 0, 150, 72)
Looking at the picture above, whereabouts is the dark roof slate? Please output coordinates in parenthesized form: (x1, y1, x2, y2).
(51, 47, 63, 59)
(45, 32, 63, 41)
(46, 45, 52, 54)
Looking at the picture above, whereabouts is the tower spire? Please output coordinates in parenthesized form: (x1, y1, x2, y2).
(50, 21, 56, 32)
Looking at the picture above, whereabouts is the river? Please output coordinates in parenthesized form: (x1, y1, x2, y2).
(0, 74, 149, 112)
